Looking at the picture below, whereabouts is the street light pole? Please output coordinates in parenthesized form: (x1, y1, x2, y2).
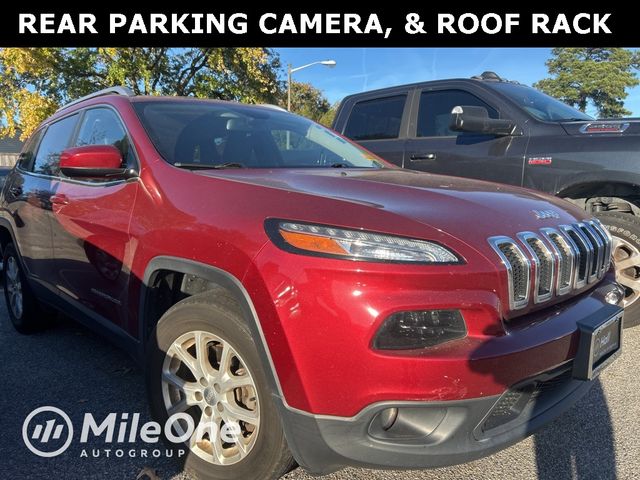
(286, 59, 336, 112)
(287, 63, 292, 112)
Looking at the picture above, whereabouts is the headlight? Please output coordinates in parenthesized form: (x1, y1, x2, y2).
(265, 220, 462, 264)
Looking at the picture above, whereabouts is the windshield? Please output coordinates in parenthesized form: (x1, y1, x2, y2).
(488, 82, 593, 122)
(133, 100, 384, 169)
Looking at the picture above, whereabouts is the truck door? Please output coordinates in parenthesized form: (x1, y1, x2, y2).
(404, 88, 527, 186)
(341, 93, 408, 167)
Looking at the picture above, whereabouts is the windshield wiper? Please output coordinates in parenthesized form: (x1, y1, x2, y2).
(173, 162, 245, 170)
(212, 162, 245, 169)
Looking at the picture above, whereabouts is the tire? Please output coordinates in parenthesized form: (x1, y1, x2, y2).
(595, 211, 640, 328)
(2, 243, 46, 333)
(146, 293, 296, 480)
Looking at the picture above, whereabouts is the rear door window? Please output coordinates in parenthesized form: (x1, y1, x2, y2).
(32, 114, 79, 176)
(344, 95, 406, 141)
(417, 90, 498, 137)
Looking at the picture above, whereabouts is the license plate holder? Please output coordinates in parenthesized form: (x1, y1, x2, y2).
(573, 306, 623, 381)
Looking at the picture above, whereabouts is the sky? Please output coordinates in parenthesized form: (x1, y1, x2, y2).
(276, 48, 640, 117)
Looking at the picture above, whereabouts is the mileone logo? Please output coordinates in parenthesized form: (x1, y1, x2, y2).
(22, 406, 239, 458)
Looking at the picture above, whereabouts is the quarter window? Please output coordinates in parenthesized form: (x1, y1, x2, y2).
(32, 114, 79, 176)
(17, 129, 44, 172)
(344, 95, 406, 141)
(417, 90, 498, 137)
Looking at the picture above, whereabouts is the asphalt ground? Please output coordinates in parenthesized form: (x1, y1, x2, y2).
(0, 295, 637, 480)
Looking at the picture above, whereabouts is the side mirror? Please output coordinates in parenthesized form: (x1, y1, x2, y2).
(60, 145, 131, 179)
(450, 105, 519, 136)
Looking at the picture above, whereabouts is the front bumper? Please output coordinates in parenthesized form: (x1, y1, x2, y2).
(276, 295, 623, 474)
(279, 361, 594, 475)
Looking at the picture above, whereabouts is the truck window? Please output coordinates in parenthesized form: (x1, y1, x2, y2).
(417, 90, 498, 137)
(32, 114, 79, 176)
(344, 95, 406, 141)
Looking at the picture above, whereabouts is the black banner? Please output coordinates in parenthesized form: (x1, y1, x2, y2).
(0, 6, 636, 47)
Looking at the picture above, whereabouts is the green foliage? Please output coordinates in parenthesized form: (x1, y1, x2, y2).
(535, 48, 640, 118)
(1, 48, 334, 139)
(286, 81, 332, 123)
(0, 47, 288, 139)
(318, 102, 339, 128)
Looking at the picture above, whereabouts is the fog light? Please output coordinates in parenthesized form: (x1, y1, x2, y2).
(605, 285, 625, 305)
(373, 310, 467, 350)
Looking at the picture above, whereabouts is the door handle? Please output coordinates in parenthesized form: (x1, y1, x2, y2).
(409, 153, 437, 162)
(50, 194, 69, 206)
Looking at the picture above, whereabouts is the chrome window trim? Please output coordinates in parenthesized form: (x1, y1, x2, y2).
(488, 236, 531, 310)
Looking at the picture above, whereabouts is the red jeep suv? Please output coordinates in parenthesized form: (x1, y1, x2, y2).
(1, 87, 624, 480)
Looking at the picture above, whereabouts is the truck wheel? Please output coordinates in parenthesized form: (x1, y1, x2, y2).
(596, 211, 640, 328)
(2, 243, 46, 333)
(146, 293, 296, 480)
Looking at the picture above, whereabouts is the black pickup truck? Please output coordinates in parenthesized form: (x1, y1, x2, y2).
(333, 72, 640, 325)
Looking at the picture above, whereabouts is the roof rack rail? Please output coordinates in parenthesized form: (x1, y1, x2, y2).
(56, 86, 135, 113)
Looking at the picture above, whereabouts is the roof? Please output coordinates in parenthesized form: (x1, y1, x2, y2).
(0, 135, 23, 154)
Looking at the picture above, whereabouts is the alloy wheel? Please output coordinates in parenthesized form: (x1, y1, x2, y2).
(161, 330, 260, 465)
(5, 256, 23, 319)
(612, 236, 640, 308)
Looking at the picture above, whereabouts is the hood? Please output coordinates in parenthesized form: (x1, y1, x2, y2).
(197, 168, 586, 241)
(560, 118, 640, 136)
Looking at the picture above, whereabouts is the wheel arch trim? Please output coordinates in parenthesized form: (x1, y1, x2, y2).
(140, 256, 290, 406)
(554, 173, 640, 199)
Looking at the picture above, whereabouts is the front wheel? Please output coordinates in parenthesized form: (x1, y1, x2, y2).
(146, 293, 296, 480)
(596, 211, 640, 328)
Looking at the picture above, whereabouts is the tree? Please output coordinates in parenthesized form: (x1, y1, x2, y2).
(535, 48, 640, 118)
(286, 81, 331, 123)
(318, 102, 339, 128)
(0, 47, 282, 139)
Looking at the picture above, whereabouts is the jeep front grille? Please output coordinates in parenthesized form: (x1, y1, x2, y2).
(488, 219, 611, 311)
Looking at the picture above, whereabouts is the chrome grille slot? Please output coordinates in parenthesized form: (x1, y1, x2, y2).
(579, 223, 604, 282)
(518, 233, 554, 303)
(488, 236, 530, 310)
(560, 225, 589, 288)
(489, 219, 611, 314)
(541, 228, 574, 295)
(589, 220, 612, 274)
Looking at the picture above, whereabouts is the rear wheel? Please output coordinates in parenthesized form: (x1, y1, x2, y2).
(146, 293, 296, 480)
(3, 243, 46, 333)
(596, 211, 640, 327)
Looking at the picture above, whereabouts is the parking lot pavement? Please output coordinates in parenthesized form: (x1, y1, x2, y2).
(0, 294, 637, 480)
